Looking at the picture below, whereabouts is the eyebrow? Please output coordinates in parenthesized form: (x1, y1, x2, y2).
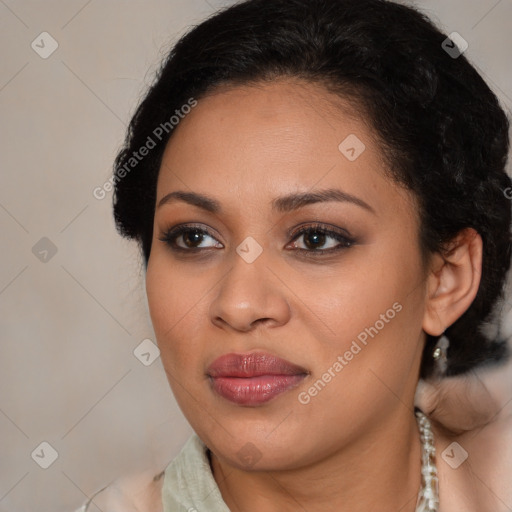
(157, 188, 376, 215)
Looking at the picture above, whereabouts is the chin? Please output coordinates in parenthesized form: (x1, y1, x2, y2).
(195, 418, 314, 471)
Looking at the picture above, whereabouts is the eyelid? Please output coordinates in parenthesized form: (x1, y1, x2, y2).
(287, 221, 354, 240)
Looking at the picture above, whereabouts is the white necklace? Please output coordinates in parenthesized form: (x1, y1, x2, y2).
(415, 408, 440, 512)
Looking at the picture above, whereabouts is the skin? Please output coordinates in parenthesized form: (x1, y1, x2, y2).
(145, 78, 482, 512)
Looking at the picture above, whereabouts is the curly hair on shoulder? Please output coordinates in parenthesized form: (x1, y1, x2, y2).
(111, 0, 512, 380)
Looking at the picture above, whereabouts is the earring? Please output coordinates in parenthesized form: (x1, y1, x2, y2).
(432, 332, 449, 377)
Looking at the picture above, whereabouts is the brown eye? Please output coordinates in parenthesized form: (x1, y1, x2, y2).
(180, 229, 207, 248)
(158, 225, 223, 252)
(288, 224, 354, 254)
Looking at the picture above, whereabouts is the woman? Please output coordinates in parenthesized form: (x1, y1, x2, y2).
(76, 0, 512, 510)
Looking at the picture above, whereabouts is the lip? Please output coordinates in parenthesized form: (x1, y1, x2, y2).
(206, 352, 308, 406)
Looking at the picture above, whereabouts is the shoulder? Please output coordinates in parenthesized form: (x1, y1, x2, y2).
(76, 468, 165, 512)
(432, 415, 512, 512)
(416, 362, 512, 512)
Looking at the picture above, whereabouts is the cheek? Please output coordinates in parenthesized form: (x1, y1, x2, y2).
(310, 239, 425, 370)
(145, 259, 177, 335)
(145, 256, 205, 368)
(307, 259, 410, 344)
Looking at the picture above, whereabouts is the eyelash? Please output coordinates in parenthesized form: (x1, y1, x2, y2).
(158, 222, 355, 257)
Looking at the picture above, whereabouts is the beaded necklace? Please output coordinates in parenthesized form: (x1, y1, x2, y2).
(415, 408, 440, 511)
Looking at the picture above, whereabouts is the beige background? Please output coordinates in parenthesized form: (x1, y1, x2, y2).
(0, 1, 511, 511)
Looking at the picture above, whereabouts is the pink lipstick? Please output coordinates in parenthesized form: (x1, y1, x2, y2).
(206, 352, 308, 406)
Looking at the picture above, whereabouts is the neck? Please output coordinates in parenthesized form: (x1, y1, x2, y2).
(210, 406, 423, 512)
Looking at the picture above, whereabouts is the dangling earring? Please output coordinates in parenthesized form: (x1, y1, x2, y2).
(432, 332, 449, 377)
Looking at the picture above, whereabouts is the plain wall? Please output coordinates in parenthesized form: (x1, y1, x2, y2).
(0, 1, 511, 511)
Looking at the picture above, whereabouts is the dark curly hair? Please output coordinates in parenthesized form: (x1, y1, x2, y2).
(111, 0, 512, 380)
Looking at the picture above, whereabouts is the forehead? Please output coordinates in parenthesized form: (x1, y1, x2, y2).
(163, 78, 367, 159)
(156, 79, 413, 219)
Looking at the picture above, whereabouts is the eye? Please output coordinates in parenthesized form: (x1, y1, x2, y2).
(158, 222, 355, 256)
(287, 223, 354, 255)
(158, 224, 223, 252)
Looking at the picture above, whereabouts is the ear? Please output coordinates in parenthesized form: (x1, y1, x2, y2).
(422, 228, 482, 336)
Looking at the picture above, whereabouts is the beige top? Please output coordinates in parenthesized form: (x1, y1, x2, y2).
(74, 433, 228, 512)
(161, 433, 230, 511)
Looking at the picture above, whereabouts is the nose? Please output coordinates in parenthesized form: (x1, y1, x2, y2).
(208, 252, 291, 333)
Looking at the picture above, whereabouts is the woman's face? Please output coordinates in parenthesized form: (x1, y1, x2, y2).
(146, 79, 430, 470)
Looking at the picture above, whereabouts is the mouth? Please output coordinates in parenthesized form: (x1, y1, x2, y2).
(206, 352, 309, 406)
